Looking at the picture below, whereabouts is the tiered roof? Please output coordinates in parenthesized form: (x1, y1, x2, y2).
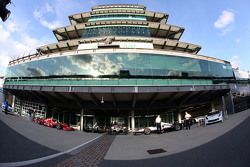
(37, 4, 200, 55)
(10, 4, 232, 66)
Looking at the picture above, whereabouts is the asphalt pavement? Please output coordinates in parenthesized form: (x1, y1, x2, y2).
(104, 109, 250, 160)
(0, 109, 250, 167)
(0, 117, 57, 163)
(0, 111, 101, 152)
(101, 113, 250, 167)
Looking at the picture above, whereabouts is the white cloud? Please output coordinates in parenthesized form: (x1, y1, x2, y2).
(45, 3, 54, 13)
(235, 38, 241, 43)
(230, 56, 241, 69)
(214, 10, 235, 36)
(33, 2, 62, 30)
(33, 0, 88, 30)
(214, 10, 235, 29)
(0, 19, 44, 76)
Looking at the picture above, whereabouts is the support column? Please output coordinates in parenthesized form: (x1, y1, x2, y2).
(222, 96, 228, 119)
(12, 95, 15, 112)
(80, 108, 84, 131)
(178, 112, 182, 123)
(131, 110, 135, 132)
(230, 91, 235, 114)
(211, 102, 215, 112)
(128, 114, 131, 131)
(93, 112, 96, 126)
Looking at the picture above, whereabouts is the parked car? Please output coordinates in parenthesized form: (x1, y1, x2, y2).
(205, 110, 223, 125)
(35, 117, 74, 131)
(194, 116, 205, 126)
(85, 122, 106, 133)
(1, 103, 13, 113)
(41, 118, 58, 128)
(109, 122, 128, 135)
(34, 117, 44, 124)
(56, 122, 75, 131)
(194, 116, 205, 123)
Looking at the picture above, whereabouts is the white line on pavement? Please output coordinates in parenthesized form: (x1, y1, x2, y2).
(0, 135, 103, 167)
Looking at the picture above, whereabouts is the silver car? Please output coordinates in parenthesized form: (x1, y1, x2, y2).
(205, 110, 223, 125)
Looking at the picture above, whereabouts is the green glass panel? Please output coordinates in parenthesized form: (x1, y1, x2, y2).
(82, 26, 150, 38)
(4, 79, 216, 86)
(89, 14, 146, 22)
(5, 53, 233, 80)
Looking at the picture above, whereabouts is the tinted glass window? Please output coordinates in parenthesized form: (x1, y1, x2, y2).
(89, 14, 146, 22)
(6, 53, 234, 79)
(208, 111, 220, 116)
(83, 26, 150, 38)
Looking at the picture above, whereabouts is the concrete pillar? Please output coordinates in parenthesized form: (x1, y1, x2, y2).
(19, 100, 23, 116)
(44, 106, 47, 118)
(80, 108, 84, 131)
(131, 110, 135, 132)
(93, 112, 96, 126)
(230, 91, 235, 114)
(12, 95, 15, 112)
(128, 114, 131, 131)
(211, 102, 215, 112)
(178, 112, 182, 123)
(222, 96, 228, 119)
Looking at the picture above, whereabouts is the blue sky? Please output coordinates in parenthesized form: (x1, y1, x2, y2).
(0, 0, 249, 76)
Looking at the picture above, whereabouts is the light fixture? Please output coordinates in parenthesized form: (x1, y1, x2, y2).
(101, 96, 104, 104)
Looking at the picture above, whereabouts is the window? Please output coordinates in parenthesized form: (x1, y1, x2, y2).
(82, 26, 150, 38)
(6, 53, 234, 79)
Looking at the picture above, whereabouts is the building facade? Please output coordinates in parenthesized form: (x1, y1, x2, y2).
(3, 4, 236, 131)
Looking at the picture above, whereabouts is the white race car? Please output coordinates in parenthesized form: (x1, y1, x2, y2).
(134, 122, 181, 135)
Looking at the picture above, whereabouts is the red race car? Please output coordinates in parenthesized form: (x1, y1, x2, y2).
(56, 122, 75, 131)
(42, 118, 58, 128)
(34, 117, 74, 131)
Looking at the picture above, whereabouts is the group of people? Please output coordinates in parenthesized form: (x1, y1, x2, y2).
(155, 112, 192, 133)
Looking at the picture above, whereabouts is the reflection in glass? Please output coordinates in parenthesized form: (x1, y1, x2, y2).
(6, 53, 233, 79)
(89, 14, 146, 22)
(82, 26, 150, 38)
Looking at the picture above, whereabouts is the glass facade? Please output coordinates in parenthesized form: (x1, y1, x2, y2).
(6, 53, 233, 79)
(82, 26, 150, 38)
(88, 14, 146, 22)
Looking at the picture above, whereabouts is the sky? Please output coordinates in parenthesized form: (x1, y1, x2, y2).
(0, 0, 249, 76)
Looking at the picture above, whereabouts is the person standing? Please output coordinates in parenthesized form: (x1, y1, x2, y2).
(185, 112, 192, 130)
(155, 115, 162, 134)
(32, 109, 36, 122)
(28, 107, 33, 121)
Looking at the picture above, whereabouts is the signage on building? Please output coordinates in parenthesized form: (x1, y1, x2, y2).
(119, 42, 154, 49)
(78, 43, 98, 50)
(78, 42, 154, 50)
